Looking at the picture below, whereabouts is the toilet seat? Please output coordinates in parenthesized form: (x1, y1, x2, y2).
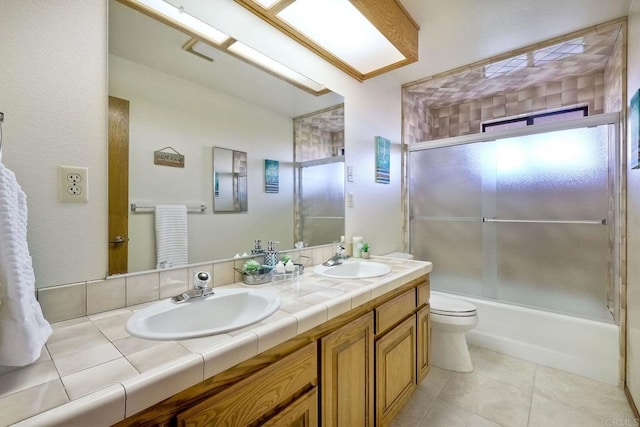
(430, 293, 477, 317)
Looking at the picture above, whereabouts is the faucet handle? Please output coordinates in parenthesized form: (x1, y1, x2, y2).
(193, 271, 211, 289)
(336, 245, 346, 257)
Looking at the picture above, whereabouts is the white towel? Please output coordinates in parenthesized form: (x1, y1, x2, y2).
(0, 163, 52, 366)
(155, 204, 188, 269)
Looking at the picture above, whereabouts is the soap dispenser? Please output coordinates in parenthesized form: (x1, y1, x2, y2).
(265, 240, 279, 267)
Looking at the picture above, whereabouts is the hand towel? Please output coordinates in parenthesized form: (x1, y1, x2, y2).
(0, 163, 52, 366)
(155, 204, 188, 269)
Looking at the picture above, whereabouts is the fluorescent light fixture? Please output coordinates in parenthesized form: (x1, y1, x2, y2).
(277, 0, 405, 75)
(119, 0, 328, 95)
(121, 0, 230, 45)
(228, 41, 326, 93)
(235, 0, 419, 81)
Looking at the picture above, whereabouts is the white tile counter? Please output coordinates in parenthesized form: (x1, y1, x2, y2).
(0, 257, 431, 426)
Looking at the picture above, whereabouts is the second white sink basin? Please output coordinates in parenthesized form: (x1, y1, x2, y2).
(314, 260, 391, 279)
(126, 288, 281, 340)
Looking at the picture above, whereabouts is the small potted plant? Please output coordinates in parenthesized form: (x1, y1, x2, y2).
(361, 242, 370, 259)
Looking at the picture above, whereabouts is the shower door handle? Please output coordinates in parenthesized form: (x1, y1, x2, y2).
(482, 218, 607, 225)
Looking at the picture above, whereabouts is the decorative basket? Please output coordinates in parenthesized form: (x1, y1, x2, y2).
(235, 266, 273, 285)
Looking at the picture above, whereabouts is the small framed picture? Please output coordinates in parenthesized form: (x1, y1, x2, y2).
(375, 136, 390, 184)
(264, 159, 279, 193)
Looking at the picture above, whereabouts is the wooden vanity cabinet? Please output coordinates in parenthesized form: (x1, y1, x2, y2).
(116, 276, 430, 427)
(176, 342, 317, 427)
(320, 312, 375, 427)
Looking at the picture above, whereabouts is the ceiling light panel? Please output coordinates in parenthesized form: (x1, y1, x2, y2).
(235, 0, 419, 81)
(277, 0, 405, 75)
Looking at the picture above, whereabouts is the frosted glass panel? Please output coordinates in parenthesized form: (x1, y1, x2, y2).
(495, 223, 609, 319)
(411, 219, 482, 295)
(410, 143, 484, 218)
(300, 161, 344, 246)
(408, 123, 614, 320)
(495, 126, 609, 221)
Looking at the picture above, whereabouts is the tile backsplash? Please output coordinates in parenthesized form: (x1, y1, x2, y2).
(37, 245, 334, 324)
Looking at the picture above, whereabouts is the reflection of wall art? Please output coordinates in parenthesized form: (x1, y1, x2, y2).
(375, 136, 390, 184)
(264, 159, 279, 193)
(632, 89, 640, 169)
(214, 171, 219, 196)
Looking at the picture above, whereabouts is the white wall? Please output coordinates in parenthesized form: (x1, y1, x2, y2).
(110, 56, 294, 271)
(0, 0, 108, 287)
(626, 0, 640, 407)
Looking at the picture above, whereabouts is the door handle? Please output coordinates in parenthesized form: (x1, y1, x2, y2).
(109, 235, 127, 244)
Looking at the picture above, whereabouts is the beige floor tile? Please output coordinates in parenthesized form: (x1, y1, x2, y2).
(535, 365, 634, 419)
(439, 371, 531, 427)
(391, 367, 453, 426)
(469, 345, 536, 392)
(528, 392, 608, 427)
(417, 399, 501, 427)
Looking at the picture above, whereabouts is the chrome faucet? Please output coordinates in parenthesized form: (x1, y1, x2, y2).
(323, 245, 348, 267)
(171, 271, 214, 303)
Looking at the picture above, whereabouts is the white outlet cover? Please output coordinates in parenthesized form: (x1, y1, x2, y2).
(59, 166, 88, 203)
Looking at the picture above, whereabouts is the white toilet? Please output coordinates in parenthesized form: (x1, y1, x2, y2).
(429, 291, 478, 372)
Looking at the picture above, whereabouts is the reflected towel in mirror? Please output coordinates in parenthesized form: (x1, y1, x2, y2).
(155, 204, 188, 269)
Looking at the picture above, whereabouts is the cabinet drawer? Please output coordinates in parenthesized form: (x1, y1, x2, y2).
(417, 281, 429, 308)
(262, 387, 318, 427)
(375, 289, 416, 335)
(177, 343, 317, 427)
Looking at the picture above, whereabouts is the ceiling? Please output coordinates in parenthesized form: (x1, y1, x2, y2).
(110, 0, 632, 119)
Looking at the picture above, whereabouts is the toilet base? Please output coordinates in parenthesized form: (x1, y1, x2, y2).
(431, 329, 474, 372)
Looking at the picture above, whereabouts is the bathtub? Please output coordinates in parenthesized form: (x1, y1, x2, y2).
(432, 291, 620, 385)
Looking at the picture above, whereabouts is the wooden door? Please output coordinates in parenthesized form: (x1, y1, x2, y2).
(108, 96, 129, 275)
(321, 312, 374, 427)
(375, 315, 417, 426)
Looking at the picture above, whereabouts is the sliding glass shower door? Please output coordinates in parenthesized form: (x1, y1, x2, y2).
(409, 122, 616, 321)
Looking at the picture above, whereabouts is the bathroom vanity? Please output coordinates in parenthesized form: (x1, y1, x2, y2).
(8, 257, 431, 427)
(116, 270, 429, 426)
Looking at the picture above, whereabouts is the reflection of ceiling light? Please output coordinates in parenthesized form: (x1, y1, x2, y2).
(235, 0, 419, 81)
(118, 0, 328, 95)
(228, 41, 326, 93)
(120, 0, 231, 45)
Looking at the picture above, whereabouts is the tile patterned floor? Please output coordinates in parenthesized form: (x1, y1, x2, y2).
(391, 346, 637, 427)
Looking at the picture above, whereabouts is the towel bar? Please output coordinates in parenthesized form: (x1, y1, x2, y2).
(130, 203, 206, 213)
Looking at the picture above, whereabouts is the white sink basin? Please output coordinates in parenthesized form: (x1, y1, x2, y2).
(314, 260, 391, 279)
(126, 288, 281, 340)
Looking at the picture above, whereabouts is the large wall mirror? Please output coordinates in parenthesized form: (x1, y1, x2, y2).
(108, 0, 344, 273)
(213, 147, 248, 212)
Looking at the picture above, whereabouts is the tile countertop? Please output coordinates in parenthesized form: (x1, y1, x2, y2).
(0, 257, 432, 427)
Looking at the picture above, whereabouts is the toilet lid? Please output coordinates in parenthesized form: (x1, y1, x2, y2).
(429, 294, 477, 316)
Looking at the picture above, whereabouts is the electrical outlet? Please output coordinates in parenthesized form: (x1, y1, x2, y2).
(59, 166, 88, 203)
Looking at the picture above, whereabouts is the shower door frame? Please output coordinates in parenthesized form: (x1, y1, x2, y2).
(406, 112, 622, 321)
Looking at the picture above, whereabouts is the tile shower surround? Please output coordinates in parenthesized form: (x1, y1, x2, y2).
(36, 244, 338, 324)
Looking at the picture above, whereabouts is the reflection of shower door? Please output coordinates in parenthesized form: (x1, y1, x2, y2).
(297, 159, 345, 246)
(409, 121, 617, 321)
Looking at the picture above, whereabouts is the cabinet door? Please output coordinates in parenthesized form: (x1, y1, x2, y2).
(321, 312, 375, 427)
(262, 387, 318, 427)
(376, 316, 417, 426)
(417, 305, 430, 382)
